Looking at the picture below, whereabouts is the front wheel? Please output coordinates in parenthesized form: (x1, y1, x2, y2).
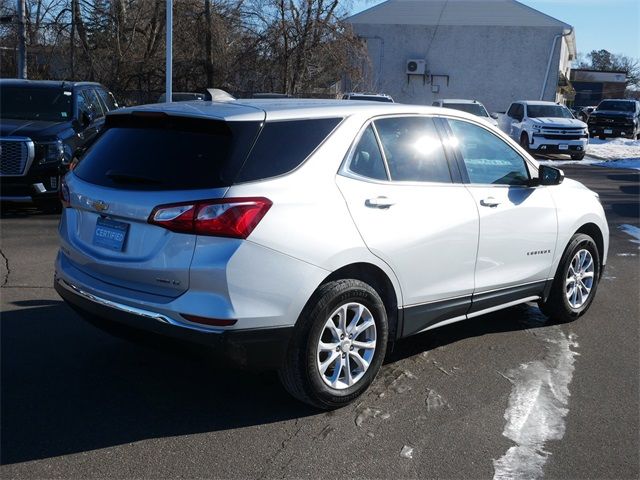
(539, 233, 601, 322)
(571, 153, 585, 160)
(520, 133, 530, 152)
(279, 279, 388, 409)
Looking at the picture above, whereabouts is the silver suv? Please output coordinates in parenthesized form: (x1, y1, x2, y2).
(55, 100, 609, 409)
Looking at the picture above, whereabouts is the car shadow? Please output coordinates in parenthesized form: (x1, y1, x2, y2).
(1, 300, 557, 464)
(0, 301, 315, 465)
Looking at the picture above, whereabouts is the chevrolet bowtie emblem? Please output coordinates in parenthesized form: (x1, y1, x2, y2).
(92, 200, 109, 212)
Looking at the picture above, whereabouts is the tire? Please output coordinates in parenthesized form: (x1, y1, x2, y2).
(520, 132, 530, 152)
(539, 233, 601, 323)
(279, 279, 388, 409)
(571, 153, 585, 160)
(599, 135, 606, 140)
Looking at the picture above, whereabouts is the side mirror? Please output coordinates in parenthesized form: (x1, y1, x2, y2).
(81, 110, 94, 127)
(490, 112, 499, 119)
(537, 165, 564, 186)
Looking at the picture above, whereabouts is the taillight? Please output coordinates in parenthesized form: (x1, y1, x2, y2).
(148, 197, 272, 239)
(59, 176, 70, 208)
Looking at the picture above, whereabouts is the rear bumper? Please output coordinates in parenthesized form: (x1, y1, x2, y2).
(55, 275, 293, 370)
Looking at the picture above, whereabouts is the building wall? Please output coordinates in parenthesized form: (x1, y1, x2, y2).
(352, 23, 567, 112)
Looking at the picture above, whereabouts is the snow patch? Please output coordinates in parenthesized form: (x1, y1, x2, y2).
(493, 329, 579, 480)
(619, 224, 640, 244)
(587, 137, 640, 161)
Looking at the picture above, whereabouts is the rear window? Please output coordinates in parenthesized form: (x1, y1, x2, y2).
(235, 118, 342, 182)
(73, 115, 261, 190)
(443, 103, 489, 117)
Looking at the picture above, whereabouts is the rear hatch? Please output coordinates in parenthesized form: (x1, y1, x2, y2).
(62, 110, 263, 298)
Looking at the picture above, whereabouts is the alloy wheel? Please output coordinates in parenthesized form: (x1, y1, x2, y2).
(316, 302, 377, 390)
(565, 248, 595, 309)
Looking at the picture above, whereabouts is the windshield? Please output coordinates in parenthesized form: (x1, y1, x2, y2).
(0, 86, 73, 122)
(443, 102, 489, 117)
(527, 105, 573, 119)
(597, 100, 635, 112)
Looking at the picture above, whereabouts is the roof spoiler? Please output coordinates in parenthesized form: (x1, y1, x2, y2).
(207, 88, 236, 102)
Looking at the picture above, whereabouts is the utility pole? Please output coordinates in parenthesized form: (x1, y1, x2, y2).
(16, 0, 27, 78)
(165, 0, 172, 102)
(70, 0, 75, 78)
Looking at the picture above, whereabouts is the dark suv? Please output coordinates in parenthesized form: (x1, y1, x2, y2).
(0, 79, 119, 211)
(587, 99, 640, 140)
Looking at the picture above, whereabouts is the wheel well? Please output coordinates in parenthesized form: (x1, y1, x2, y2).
(575, 222, 604, 269)
(323, 263, 400, 341)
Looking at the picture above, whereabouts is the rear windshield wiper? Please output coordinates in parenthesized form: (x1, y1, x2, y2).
(105, 170, 163, 186)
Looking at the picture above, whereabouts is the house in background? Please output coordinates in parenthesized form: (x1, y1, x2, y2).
(570, 69, 627, 107)
(345, 0, 576, 112)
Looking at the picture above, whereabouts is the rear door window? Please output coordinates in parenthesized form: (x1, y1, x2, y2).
(73, 115, 261, 190)
(97, 88, 118, 111)
(81, 89, 104, 118)
(373, 116, 452, 183)
(235, 118, 341, 182)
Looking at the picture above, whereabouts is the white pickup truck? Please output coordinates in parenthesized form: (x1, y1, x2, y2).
(496, 101, 588, 160)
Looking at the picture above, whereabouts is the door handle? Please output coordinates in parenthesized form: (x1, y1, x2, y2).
(480, 197, 501, 207)
(365, 196, 395, 209)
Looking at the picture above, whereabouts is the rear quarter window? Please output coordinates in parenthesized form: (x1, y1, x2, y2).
(235, 118, 342, 183)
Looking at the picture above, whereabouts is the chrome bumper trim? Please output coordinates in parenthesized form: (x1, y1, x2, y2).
(56, 277, 224, 334)
(1, 196, 33, 203)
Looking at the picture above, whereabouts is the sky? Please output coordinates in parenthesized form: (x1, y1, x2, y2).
(350, 0, 640, 59)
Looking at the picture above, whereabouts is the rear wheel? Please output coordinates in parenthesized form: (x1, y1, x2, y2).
(539, 233, 600, 322)
(279, 279, 388, 409)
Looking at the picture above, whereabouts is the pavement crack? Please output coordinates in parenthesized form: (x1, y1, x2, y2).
(258, 418, 303, 480)
(0, 248, 10, 287)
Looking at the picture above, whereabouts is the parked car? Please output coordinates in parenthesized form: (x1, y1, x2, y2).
(587, 99, 640, 140)
(0, 79, 119, 211)
(252, 93, 293, 99)
(342, 92, 394, 103)
(432, 99, 497, 126)
(55, 100, 608, 409)
(496, 101, 588, 160)
(157, 92, 207, 102)
(577, 106, 596, 123)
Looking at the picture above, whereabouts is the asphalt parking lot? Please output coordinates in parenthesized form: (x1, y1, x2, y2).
(1, 164, 638, 479)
